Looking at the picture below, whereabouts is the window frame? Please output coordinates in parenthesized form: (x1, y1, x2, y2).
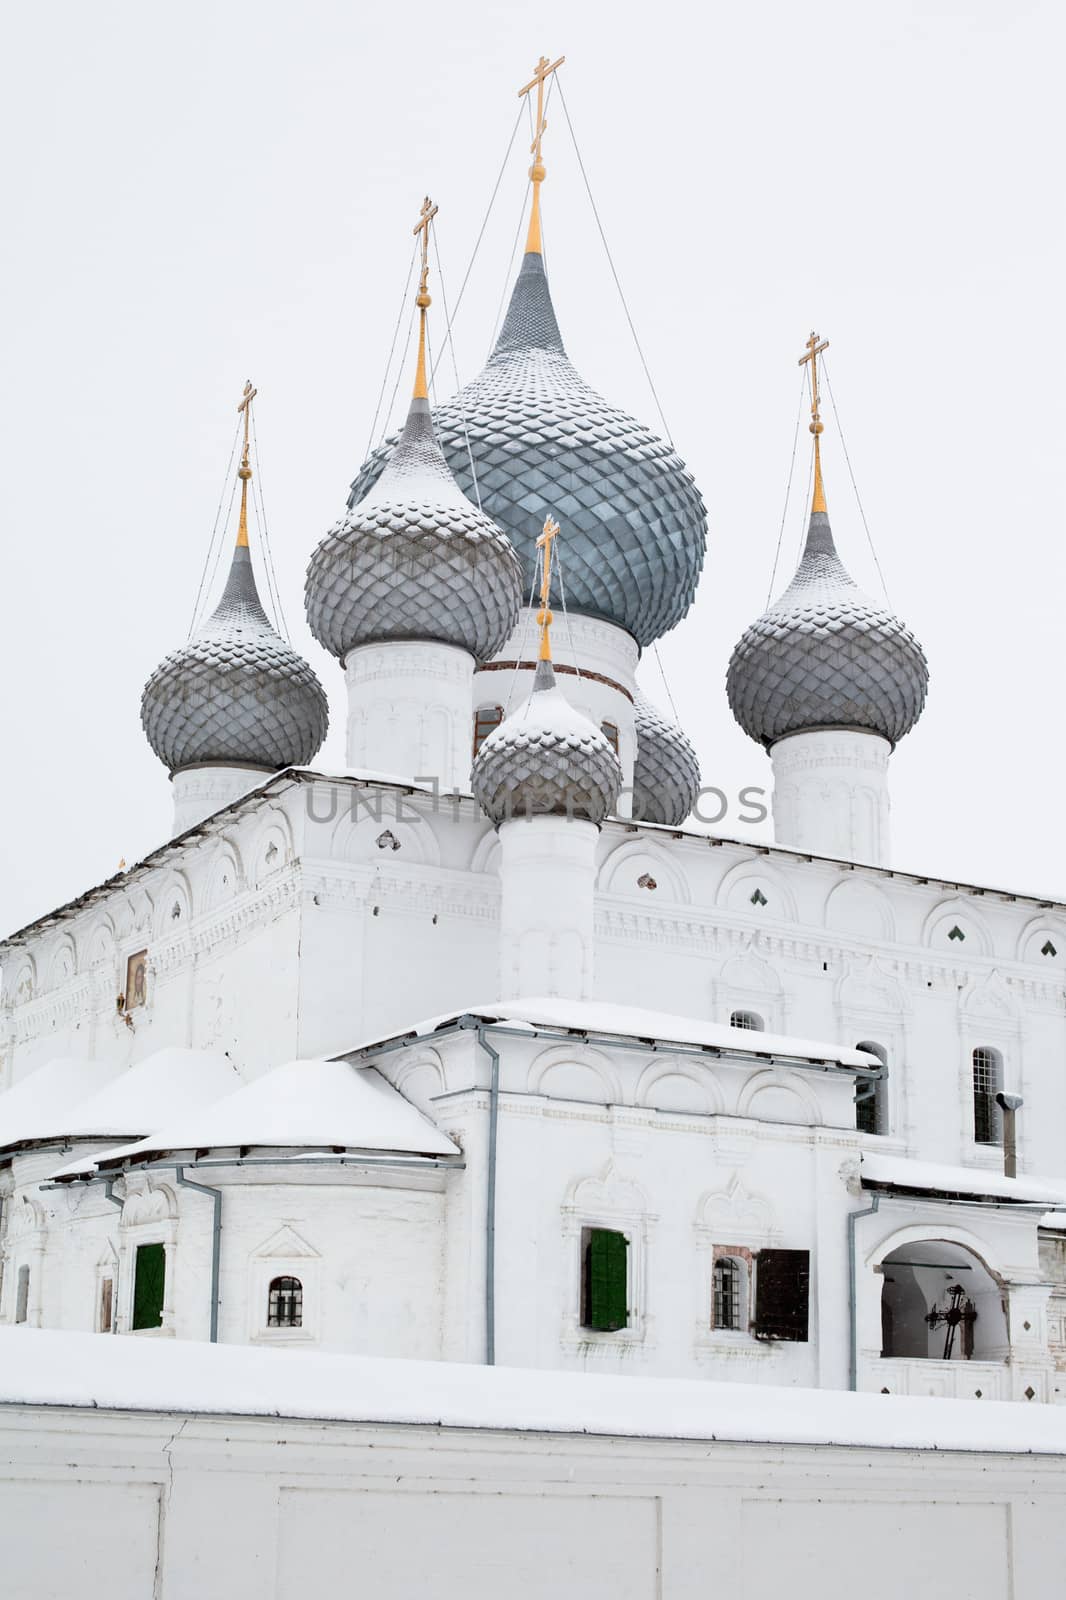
(855, 1040, 889, 1136)
(267, 1274, 304, 1330)
(472, 705, 504, 758)
(711, 1252, 748, 1332)
(972, 1046, 1004, 1147)
(729, 1009, 764, 1033)
(580, 1227, 629, 1332)
(131, 1241, 166, 1332)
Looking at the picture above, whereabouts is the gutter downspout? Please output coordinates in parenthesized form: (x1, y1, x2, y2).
(848, 1191, 881, 1391)
(476, 1026, 500, 1367)
(176, 1166, 223, 1343)
(103, 1179, 125, 1334)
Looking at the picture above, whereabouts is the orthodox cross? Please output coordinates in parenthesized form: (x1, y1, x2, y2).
(798, 331, 828, 432)
(925, 1282, 977, 1361)
(519, 54, 565, 172)
(412, 194, 438, 305)
(536, 514, 560, 660)
(235, 379, 257, 544)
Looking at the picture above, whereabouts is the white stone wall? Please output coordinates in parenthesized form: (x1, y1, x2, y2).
(3, 1397, 1065, 1600)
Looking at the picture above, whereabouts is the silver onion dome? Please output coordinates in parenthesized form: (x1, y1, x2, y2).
(305, 396, 522, 663)
(142, 544, 329, 774)
(473, 659, 623, 827)
(632, 689, 701, 825)
(350, 250, 707, 648)
(727, 509, 929, 749)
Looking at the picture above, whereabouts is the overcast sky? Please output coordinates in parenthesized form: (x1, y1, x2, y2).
(1, 0, 1063, 934)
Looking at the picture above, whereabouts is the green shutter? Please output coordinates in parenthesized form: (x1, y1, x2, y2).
(132, 1243, 166, 1330)
(584, 1229, 628, 1331)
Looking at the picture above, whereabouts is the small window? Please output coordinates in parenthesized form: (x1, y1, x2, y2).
(15, 1265, 30, 1325)
(580, 1228, 628, 1332)
(131, 1242, 166, 1331)
(712, 1255, 745, 1331)
(267, 1275, 303, 1328)
(600, 721, 620, 754)
(855, 1040, 888, 1136)
(972, 1047, 1003, 1146)
(752, 1248, 810, 1342)
(730, 1009, 764, 1032)
(98, 1277, 114, 1333)
(473, 705, 504, 757)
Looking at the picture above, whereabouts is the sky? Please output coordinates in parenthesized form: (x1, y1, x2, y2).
(1, 0, 1063, 934)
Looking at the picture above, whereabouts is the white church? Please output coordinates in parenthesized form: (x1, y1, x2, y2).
(4, 58, 1066, 1419)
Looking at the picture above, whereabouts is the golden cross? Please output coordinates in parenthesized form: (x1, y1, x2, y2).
(412, 195, 438, 302)
(235, 379, 257, 543)
(519, 54, 565, 171)
(535, 514, 560, 661)
(798, 331, 829, 432)
(237, 378, 257, 453)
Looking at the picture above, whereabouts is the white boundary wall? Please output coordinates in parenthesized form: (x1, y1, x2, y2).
(2, 1331, 1066, 1599)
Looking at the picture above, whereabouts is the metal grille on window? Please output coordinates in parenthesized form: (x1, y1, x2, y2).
(712, 1256, 743, 1331)
(472, 706, 504, 757)
(855, 1040, 888, 1135)
(972, 1047, 1002, 1145)
(729, 1009, 763, 1032)
(268, 1275, 303, 1328)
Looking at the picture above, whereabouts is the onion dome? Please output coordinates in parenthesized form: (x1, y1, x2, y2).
(727, 335, 928, 750)
(473, 658, 622, 826)
(348, 107, 706, 649)
(142, 390, 328, 775)
(473, 511, 622, 825)
(305, 200, 522, 665)
(632, 689, 701, 825)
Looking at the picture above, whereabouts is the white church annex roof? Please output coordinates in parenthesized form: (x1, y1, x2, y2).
(858, 1153, 1066, 1207)
(0, 1048, 240, 1157)
(0, 1057, 125, 1151)
(6, 1327, 1066, 1457)
(53, 1058, 459, 1177)
(348, 997, 881, 1073)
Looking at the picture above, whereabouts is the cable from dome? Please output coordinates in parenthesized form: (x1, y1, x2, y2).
(822, 356, 891, 602)
(187, 417, 242, 638)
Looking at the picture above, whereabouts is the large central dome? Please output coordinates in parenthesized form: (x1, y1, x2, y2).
(349, 249, 707, 648)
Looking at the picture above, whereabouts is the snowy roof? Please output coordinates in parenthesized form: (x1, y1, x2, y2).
(57, 1059, 457, 1175)
(0, 1048, 241, 1156)
(860, 1152, 1066, 1206)
(351, 997, 879, 1072)
(0, 1057, 125, 1152)
(3, 1327, 1066, 1456)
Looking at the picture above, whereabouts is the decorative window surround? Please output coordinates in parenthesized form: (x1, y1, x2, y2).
(560, 1163, 656, 1357)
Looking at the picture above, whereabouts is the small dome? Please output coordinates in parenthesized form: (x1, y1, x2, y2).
(632, 690, 700, 825)
(142, 545, 328, 774)
(727, 510, 929, 749)
(472, 659, 622, 827)
(305, 397, 522, 663)
(350, 251, 707, 648)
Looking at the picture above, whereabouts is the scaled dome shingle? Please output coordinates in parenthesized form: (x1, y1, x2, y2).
(305, 398, 522, 664)
(142, 545, 329, 774)
(727, 511, 929, 749)
(632, 690, 701, 825)
(472, 660, 622, 827)
(350, 252, 707, 648)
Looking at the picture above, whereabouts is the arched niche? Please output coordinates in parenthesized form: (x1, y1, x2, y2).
(1016, 915, 1066, 969)
(250, 808, 295, 884)
(154, 875, 192, 938)
(635, 1058, 721, 1115)
(529, 1043, 621, 1106)
(737, 1068, 821, 1126)
(393, 1049, 447, 1114)
(48, 935, 77, 987)
(717, 860, 798, 924)
(597, 839, 689, 905)
(204, 843, 244, 911)
(824, 877, 896, 942)
(877, 1237, 1007, 1362)
(329, 805, 440, 870)
(922, 898, 992, 958)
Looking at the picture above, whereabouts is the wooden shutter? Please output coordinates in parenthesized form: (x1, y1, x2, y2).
(583, 1229, 628, 1331)
(753, 1248, 809, 1342)
(132, 1243, 166, 1330)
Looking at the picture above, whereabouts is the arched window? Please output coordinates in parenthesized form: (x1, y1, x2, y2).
(730, 1009, 764, 1032)
(880, 1241, 1006, 1362)
(855, 1040, 888, 1136)
(712, 1256, 744, 1331)
(267, 1275, 303, 1328)
(472, 705, 504, 757)
(972, 1047, 1003, 1145)
(600, 721, 620, 754)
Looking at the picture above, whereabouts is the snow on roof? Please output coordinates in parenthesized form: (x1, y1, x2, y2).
(66, 1059, 458, 1172)
(354, 997, 877, 1071)
(13, 1048, 241, 1155)
(3, 1327, 1065, 1456)
(0, 1057, 125, 1152)
(860, 1153, 1066, 1206)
